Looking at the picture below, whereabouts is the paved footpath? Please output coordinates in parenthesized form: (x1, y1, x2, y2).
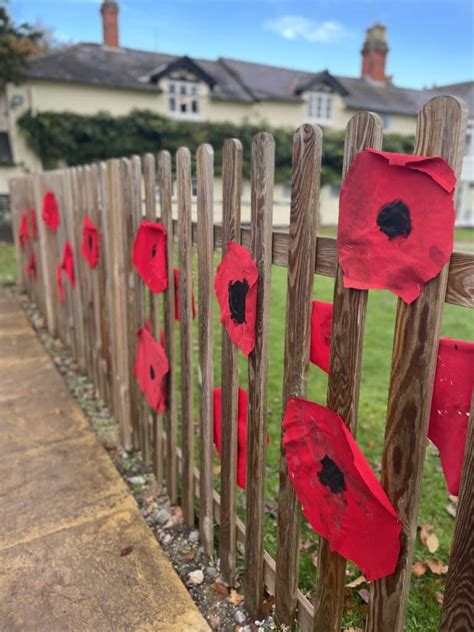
(0, 287, 209, 632)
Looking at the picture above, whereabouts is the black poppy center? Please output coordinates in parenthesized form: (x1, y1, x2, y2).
(228, 279, 249, 324)
(149, 365, 155, 380)
(151, 243, 157, 258)
(317, 455, 346, 494)
(376, 199, 412, 240)
(88, 234, 93, 252)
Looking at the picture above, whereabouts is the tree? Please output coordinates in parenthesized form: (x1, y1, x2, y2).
(0, 1, 42, 84)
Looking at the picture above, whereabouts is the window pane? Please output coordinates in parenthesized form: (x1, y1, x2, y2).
(192, 100, 198, 113)
(169, 83, 176, 94)
(180, 84, 186, 95)
(169, 97, 176, 111)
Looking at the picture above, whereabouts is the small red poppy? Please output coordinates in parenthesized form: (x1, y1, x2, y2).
(60, 241, 75, 287)
(42, 191, 60, 232)
(310, 300, 333, 373)
(173, 268, 196, 321)
(19, 212, 30, 250)
(29, 209, 38, 240)
(213, 387, 249, 489)
(134, 327, 169, 412)
(81, 216, 100, 268)
(132, 221, 168, 293)
(56, 265, 65, 303)
(428, 337, 474, 496)
(282, 397, 401, 580)
(214, 241, 258, 356)
(338, 149, 457, 304)
(25, 252, 36, 280)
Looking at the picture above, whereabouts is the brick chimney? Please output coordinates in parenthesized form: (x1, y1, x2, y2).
(101, 0, 119, 48)
(361, 23, 388, 82)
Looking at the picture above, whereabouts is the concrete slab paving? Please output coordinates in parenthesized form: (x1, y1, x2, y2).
(0, 288, 209, 632)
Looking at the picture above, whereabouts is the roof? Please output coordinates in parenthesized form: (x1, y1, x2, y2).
(26, 43, 473, 117)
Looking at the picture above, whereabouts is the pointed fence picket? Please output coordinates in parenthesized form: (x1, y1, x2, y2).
(9, 96, 473, 632)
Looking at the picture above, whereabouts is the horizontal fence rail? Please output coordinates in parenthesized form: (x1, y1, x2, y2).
(9, 96, 473, 632)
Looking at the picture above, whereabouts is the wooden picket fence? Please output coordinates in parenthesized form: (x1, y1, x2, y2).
(10, 96, 473, 632)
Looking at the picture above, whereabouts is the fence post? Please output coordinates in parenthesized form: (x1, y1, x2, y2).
(274, 124, 322, 627)
(177, 147, 195, 526)
(366, 96, 468, 631)
(245, 132, 274, 618)
(219, 138, 243, 585)
(196, 143, 215, 556)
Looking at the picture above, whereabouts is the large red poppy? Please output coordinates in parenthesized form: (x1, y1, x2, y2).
(29, 209, 38, 240)
(25, 252, 36, 280)
(19, 212, 30, 249)
(213, 387, 249, 489)
(81, 216, 100, 268)
(134, 327, 169, 412)
(173, 267, 196, 321)
(60, 241, 75, 287)
(428, 337, 474, 495)
(283, 397, 401, 580)
(338, 149, 456, 304)
(214, 241, 258, 356)
(132, 221, 168, 293)
(42, 191, 60, 232)
(310, 300, 333, 373)
(56, 265, 65, 303)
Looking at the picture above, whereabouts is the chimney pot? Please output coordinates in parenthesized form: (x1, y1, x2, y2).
(101, 0, 119, 48)
(361, 23, 388, 82)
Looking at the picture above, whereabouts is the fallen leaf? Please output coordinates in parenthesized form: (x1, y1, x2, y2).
(346, 575, 367, 588)
(435, 592, 444, 604)
(425, 559, 448, 575)
(213, 464, 221, 475)
(300, 539, 313, 551)
(185, 548, 197, 560)
(445, 503, 457, 518)
(419, 524, 434, 546)
(261, 594, 275, 616)
(358, 589, 370, 604)
(164, 505, 184, 528)
(209, 614, 220, 630)
(448, 494, 459, 505)
(120, 545, 134, 557)
(311, 550, 319, 568)
(229, 589, 244, 606)
(103, 441, 117, 452)
(411, 561, 427, 577)
(211, 581, 229, 597)
(426, 533, 440, 554)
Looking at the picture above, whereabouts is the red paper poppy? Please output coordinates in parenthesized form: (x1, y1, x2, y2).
(173, 267, 196, 321)
(282, 397, 401, 580)
(42, 191, 60, 232)
(25, 252, 36, 280)
(134, 327, 169, 412)
(56, 265, 65, 303)
(214, 241, 258, 356)
(338, 149, 457, 304)
(81, 216, 100, 268)
(213, 387, 249, 489)
(428, 337, 474, 495)
(310, 300, 333, 373)
(132, 221, 168, 293)
(60, 241, 75, 287)
(19, 212, 30, 249)
(29, 209, 38, 240)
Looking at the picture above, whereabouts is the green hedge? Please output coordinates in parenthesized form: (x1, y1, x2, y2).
(18, 109, 415, 185)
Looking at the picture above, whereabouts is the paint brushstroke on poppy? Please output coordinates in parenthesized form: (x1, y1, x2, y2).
(310, 300, 333, 373)
(25, 251, 36, 280)
(29, 208, 38, 240)
(134, 326, 169, 413)
(81, 216, 100, 268)
(213, 387, 249, 489)
(428, 337, 474, 496)
(19, 212, 30, 249)
(338, 149, 456, 304)
(132, 220, 168, 293)
(173, 267, 196, 321)
(282, 397, 401, 580)
(41, 191, 60, 232)
(56, 265, 65, 303)
(60, 241, 75, 287)
(214, 241, 258, 356)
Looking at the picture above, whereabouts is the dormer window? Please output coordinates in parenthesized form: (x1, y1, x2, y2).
(168, 79, 200, 118)
(308, 91, 333, 124)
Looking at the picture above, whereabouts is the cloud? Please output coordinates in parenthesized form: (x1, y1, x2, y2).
(265, 16, 348, 43)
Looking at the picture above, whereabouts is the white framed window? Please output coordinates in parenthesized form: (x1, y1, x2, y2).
(168, 79, 200, 119)
(307, 91, 333, 124)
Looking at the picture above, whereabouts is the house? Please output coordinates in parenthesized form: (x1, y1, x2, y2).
(1, 0, 472, 225)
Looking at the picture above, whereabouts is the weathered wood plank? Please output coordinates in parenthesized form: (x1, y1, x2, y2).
(366, 95, 468, 632)
(158, 150, 178, 503)
(245, 132, 275, 618)
(196, 143, 215, 556)
(313, 111, 383, 632)
(440, 398, 474, 632)
(274, 124, 322, 627)
(219, 138, 243, 585)
(177, 147, 195, 526)
(98, 162, 113, 407)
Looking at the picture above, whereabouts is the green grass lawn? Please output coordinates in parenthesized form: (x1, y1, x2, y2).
(3, 237, 472, 630)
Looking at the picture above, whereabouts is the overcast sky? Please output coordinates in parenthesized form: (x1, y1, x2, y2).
(9, 0, 474, 89)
